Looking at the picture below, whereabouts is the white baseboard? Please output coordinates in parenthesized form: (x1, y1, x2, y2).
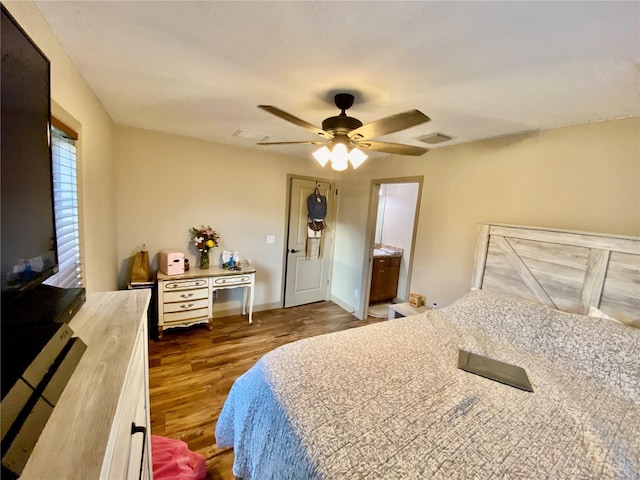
(211, 301, 282, 318)
(330, 295, 361, 319)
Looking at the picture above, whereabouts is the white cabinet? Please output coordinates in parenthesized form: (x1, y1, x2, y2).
(20, 290, 152, 480)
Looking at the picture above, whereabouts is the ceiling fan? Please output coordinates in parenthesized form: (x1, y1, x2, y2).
(257, 93, 430, 170)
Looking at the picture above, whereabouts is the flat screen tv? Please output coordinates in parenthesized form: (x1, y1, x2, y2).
(1, 4, 58, 310)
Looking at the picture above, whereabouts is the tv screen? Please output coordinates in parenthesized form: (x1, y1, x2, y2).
(1, 5, 57, 305)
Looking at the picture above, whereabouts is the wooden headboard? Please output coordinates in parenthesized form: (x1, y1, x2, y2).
(470, 224, 640, 325)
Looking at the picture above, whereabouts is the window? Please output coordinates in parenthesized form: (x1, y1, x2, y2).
(45, 118, 82, 288)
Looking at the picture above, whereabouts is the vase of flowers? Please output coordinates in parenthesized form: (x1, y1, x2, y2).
(191, 225, 220, 270)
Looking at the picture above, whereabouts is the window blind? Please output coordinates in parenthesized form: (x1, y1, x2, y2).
(45, 123, 83, 289)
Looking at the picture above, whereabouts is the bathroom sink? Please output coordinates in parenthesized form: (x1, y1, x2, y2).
(373, 248, 401, 256)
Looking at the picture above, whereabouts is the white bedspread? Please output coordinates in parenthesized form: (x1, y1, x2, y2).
(215, 290, 640, 479)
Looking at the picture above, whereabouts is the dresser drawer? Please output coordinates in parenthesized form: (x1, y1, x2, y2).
(163, 308, 209, 324)
(162, 278, 208, 291)
(390, 257, 401, 267)
(212, 275, 252, 287)
(163, 288, 209, 303)
(163, 298, 208, 313)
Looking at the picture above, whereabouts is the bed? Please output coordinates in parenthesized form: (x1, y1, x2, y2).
(215, 224, 640, 479)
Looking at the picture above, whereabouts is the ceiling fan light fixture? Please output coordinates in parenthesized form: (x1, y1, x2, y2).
(330, 143, 349, 171)
(312, 146, 331, 167)
(258, 93, 430, 164)
(331, 142, 348, 162)
(348, 147, 367, 169)
(331, 156, 349, 171)
(313, 142, 367, 171)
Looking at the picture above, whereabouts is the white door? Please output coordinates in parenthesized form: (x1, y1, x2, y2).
(284, 178, 335, 307)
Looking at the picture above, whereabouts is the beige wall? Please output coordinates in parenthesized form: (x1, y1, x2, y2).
(113, 126, 328, 314)
(333, 117, 640, 317)
(6, 2, 639, 313)
(5, 2, 117, 293)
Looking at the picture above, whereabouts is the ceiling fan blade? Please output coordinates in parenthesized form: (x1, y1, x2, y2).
(355, 140, 428, 156)
(348, 110, 430, 141)
(258, 105, 333, 140)
(257, 140, 328, 146)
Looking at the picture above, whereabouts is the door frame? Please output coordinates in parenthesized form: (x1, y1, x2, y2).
(281, 174, 338, 307)
(358, 176, 423, 318)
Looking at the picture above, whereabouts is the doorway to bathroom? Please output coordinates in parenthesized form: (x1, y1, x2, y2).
(363, 177, 422, 318)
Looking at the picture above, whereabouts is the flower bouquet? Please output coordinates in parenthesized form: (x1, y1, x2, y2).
(191, 226, 220, 269)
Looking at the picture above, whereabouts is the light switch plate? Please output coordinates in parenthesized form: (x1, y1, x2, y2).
(266, 235, 275, 244)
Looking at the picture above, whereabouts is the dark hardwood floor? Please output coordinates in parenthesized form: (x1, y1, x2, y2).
(148, 301, 384, 480)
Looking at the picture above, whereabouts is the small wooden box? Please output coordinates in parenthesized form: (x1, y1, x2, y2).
(409, 293, 423, 307)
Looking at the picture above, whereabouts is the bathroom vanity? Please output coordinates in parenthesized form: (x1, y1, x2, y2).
(370, 247, 402, 303)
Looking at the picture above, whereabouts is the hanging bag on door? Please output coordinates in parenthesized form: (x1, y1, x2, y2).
(307, 189, 327, 221)
(306, 187, 327, 258)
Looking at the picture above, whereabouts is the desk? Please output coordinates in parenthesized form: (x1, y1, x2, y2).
(157, 267, 256, 337)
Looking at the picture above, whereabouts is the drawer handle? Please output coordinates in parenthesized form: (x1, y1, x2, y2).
(180, 293, 194, 299)
(131, 422, 147, 480)
(180, 303, 194, 309)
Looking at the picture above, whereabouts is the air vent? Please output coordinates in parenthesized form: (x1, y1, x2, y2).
(232, 129, 270, 142)
(416, 133, 453, 144)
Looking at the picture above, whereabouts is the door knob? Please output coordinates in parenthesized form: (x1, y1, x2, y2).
(290, 249, 300, 253)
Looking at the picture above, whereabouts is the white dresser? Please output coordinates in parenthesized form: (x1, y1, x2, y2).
(20, 289, 152, 479)
(157, 266, 256, 337)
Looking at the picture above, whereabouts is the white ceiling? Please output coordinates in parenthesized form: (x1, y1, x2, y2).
(35, 1, 639, 160)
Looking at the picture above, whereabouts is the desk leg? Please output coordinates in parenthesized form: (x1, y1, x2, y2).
(242, 287, 248, 316)
(248, 284, 254, 325)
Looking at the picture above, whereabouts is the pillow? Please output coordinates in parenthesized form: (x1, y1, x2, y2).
(587, 306, 623, 325)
